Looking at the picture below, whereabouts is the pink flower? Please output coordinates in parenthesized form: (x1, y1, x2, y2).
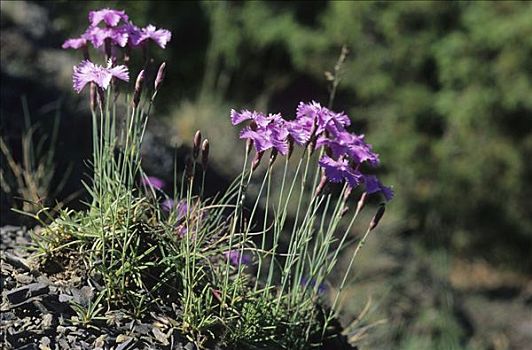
(84, 25, 129, 48)
(129, 24, 172, 49)
(140, 176, 165, 190)
(318, 155, 362, 189)
(225, 250, 252, 266)
(72, 59, 129, 93)
(88, 8, 128, 27)
(232, 110, 290, 155)
(62, 37, 88, 50)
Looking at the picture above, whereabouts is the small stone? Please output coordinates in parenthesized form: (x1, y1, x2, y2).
(39, 336, 51, 350)
(116, 334, 131, 343)
(0, 311, 15, 321)
(184, 342, 196, 350)
(134, 323, 151, 335)
(152, 327, 169, 346)
(41, 313, 54, 328)
(115, 337, 133, 350)
(93, 334, 107, 348)
(67, 334, 77, 343)
(79, 286, 93, 306)
(58, 338, 69, 349)
(6, 282, 49, 304)
(15, 273, 34, 284)
(58, 294, 73, 303)
(3, 252, 31, 272)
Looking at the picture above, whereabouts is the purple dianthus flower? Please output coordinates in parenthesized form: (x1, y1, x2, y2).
(62, 37, 88, 50)
(129, 24, 172, 49)
(88, 8, 128, 27)
(84, 25, 129, 48)
(364, 175, 394, 201)
(296, 101, 351, 136)
(232, 110, 290, 155)
(318, 155, 362, 189)
(141, 176, 165, 190)
(225, 250, 252, 266)
(72, 59, 129, 93)
(316, 130, 380, 167)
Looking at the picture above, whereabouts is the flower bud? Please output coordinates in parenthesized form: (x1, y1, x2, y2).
(356, 192, 368, 215)
(97, 87, 105, 109)
(193, 130, 202, 159)
(90, 83, 97, 113)
(314, 174, 328, 197)
(269, 149, 278, 167)
(246, 139, 253, 155)
(251, 151, 264, 171)
(201, 139, 209, 170)
(104, 38, 112, 61)
(287, 137, 294, 160)
(340, 206, 349, 217)
(343, 186, 352, 202)
(82, 45, 90, 61)
(132, 70, 145, 108)
(154, 62, 166, 91)
(369, 203, 385, 231)
(185, 156, 194, 180)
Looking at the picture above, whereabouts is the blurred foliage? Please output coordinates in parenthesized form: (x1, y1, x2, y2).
(29, 1, 532, 270)
(190, 1, 532, 271)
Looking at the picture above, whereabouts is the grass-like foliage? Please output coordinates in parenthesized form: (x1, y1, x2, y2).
(26, 8, 392, 349)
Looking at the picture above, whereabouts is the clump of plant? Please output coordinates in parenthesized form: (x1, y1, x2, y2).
(1, 98, 72, 217)
(30, 8, 393, 349)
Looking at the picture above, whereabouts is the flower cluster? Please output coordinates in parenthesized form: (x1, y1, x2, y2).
(63, 8, 171, 52)
(64, 8, 171, 94)
(231, 101, 393, 201)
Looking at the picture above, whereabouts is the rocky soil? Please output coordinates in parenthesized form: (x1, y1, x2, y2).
(1, 226, 200, 350)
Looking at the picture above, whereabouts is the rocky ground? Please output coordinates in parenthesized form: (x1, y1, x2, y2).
(0, 226, 200, 350)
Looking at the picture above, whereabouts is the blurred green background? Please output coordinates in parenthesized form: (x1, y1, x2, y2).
(1, 1, 531, 349)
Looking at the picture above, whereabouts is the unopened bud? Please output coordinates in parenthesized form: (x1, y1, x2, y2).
(340, 206, 349, 217)
(97, 87, 105, 109)
(306, 119, 318, 148)
(343, 186, 353, 202)
(104, 38, 112, 61)
(185, 156, 194, 180)
(356, 192, 368, 215)
(287, 137, 294, 159)
(82, 45, 90, 61)
(201, 139, 209, 170)
(246, 139, 253, 155)
(90, 83, 97, 113)
(132, 70, 145, 108)
(369, 204, 385, 231)
(269, 149, 278, 167)
(250, 121, 258, 131)
(193, 130, 202, 159)
(154, 62, 166, 91)
(314, 174, 328, 197)
(251, 151, 264, 171)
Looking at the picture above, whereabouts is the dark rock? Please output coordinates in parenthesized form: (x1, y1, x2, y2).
(134, 323, 151, 335)
(115, 337, 133, 350)
(184, 343, 196, 350)
(58, 338, 69, 349)
(41, 294, 74, 314)
(6, 283, 49, 304)
(13, 343, 39, 350)
(3, 251, 31, 272)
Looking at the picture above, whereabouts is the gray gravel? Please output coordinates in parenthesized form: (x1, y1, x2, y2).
(1, 226, 198, 350)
